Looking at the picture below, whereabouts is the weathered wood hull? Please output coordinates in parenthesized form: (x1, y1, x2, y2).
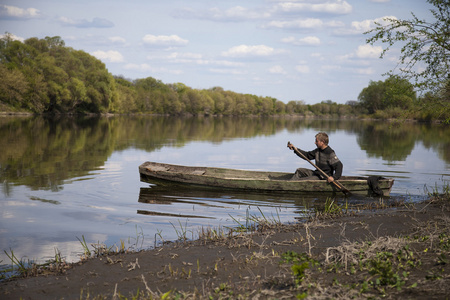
(139, 161, 394, 196)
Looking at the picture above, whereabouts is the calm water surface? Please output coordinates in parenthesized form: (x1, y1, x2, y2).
(0, 116, 449, 269)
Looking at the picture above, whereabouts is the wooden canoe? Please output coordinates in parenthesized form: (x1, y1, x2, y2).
(139, 161, 394, 196)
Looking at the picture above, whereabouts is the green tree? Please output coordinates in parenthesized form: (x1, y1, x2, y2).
(166, 89, 183, 114)
(209, 89, 225, 114)
(199, 91, 214, 115)
(114, 82, 137, 113)
(275, 99, 285, 114)
(257, 96, 273, 115)
(67, 77, 87, 110)
(222, 93, 235, 115)
(0, 35, 118, 113)
(286, 100, 306, 115)
(0, 64, 28, 109)
(416, 81, 450, 121)
(365, 0, 449, 92)
(358, 76, 416, 114)
(384, 75, 416, 108)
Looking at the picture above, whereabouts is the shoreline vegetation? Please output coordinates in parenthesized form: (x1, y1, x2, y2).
(1, 189, 449, 299)
(1, 35, 449, 123)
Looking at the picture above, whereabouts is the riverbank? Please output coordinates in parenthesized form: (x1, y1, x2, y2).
(1, 194, 449, 299)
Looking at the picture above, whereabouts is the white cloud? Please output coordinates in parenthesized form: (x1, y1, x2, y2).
(209, 68, 247, 75)
(266, 18, 344, 30)
(338, 44, 383, 63)
(174, 6, 270, 21)
(269, 65, 287, 74)
(108, 36, 126, 44)
(163, 52, 207, 64)
(350, 19, 374, 33)
(124, 63, 183, 74)
(128, 63, 153, 71)
(266, 18, 323, 29)
(146, 52, 244, 67)
(318, 64, 341, 74)
(91, 50, 124, 63)
(326, 20, 346, 28)
(0, 5, 41, 19)
(221, 6, 271, 20)
(124, 63, 154, 72)
(355, 44, 382, 59)
(335, 15, 397, 35)
(295, 65, 310, 74)
(282, 36, 321, 46)
(0, 33, 24, 42)
(58, 16, 114, 28)
(167, 52, 203, 60)
(142, 34, 188, 47)
(354, 67, 375, 75)
(222, 45, 284, 57)
(276, 0, 352, 15)
(370, 0, 390, 2)
(213, 60, 245, 67)
(65, 34, 128, 46)
(311, 53, 324, 60)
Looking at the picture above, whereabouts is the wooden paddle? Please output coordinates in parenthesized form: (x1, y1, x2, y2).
(287, 141, 351, 195)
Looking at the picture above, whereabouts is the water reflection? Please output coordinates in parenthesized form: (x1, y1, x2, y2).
(0, 115, 448, 270)
(1, 116, 449, 193)
(137, 179, 400, 220)
(138, 183, 314, 207)
(353, 121, 450, 163)
(137, 183, 311, 229)
(356, 122, 416, 161)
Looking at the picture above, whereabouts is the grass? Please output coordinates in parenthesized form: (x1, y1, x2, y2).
(167, 206, 285, 245)
(170, 219, 190, 241)
(280, 251, 320, 287)
(1, 247, 71, 280)
(277, 218, 449, 299)
(2, 196, 416, 281)
(1, 226, 148, 280)
(325, 238, 420, 294)
(228, 206, 284, 233)
(313, 197, 348, 218)
(1, 212, 261, 282)
(77, 235, 91, 258)
(2, 191, 449, 299)
(426, 180, 450, 199)
(128, 225, 145, 251)
(3, 249, 29, 277)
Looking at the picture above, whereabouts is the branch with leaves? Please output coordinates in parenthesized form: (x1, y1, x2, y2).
(365, 0, 450, 92)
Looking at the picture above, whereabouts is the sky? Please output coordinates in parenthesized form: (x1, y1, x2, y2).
(0, 0, 433, 104)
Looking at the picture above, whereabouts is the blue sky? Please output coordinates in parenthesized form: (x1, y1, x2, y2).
(0, 0, 432, 104)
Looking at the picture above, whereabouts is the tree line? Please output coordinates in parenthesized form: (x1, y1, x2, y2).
(357, 76, 449, 121)
(0, 35, 116, 114)
(0, 33, 448, 121)
(0, 34, 358, 117)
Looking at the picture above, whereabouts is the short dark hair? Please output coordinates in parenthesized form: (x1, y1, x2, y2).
(315, 132, 329, 145)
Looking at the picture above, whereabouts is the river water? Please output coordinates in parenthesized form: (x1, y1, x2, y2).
(0, 116, 449, 268)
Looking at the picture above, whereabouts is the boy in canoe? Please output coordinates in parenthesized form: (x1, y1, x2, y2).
(287, 132, 343, 183)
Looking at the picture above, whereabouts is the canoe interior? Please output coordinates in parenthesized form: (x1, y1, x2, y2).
(139, 161, 394, 196)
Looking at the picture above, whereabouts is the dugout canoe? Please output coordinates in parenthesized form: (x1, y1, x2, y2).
(139, 161, 394, 196)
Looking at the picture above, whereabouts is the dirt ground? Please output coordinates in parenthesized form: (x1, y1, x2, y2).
(1, 197, 450, 300)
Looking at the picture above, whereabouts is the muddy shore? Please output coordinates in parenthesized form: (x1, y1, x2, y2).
(1, 197, 449, 300)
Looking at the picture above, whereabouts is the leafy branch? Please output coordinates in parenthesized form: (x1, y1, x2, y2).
(365, 0, 450, 92)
